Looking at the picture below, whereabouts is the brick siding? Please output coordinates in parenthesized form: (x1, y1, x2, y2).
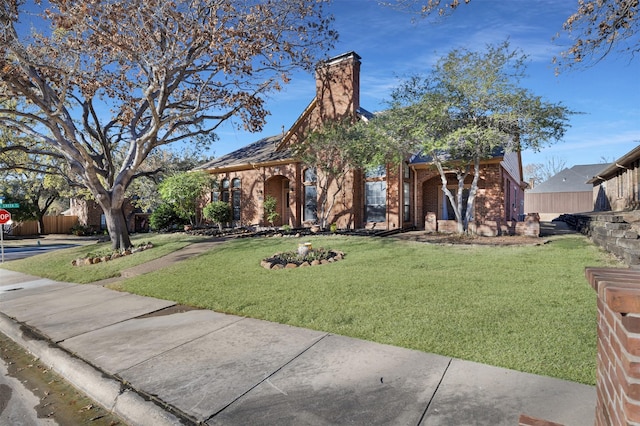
(587, 267, 640, 425)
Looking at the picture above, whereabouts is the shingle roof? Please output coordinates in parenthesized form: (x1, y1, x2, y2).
(409, 146, 506, 165)
(193, 135, 290, 171)
(527, 163, 611, 193)
(196, 108, 374, 172)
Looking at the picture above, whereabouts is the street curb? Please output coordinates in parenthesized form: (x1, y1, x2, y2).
(0, 313, 183, 426)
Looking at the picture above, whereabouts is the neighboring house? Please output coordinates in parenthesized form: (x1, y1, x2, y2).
(68, 198, 150, 233)
(588, 145, 640, 212)
(525, 164, 611, 221)
(195, 51, 526, 233)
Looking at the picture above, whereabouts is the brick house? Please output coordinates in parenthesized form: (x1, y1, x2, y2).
(68, 198, 150, 233)
(195, 52, 526, 233)
(588, 144, 640, 211)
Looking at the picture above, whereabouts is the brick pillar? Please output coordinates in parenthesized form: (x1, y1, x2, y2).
(586, 267, 640, 425)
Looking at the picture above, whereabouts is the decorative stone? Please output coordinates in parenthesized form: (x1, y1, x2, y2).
(300, 262, 310, 267)
(260, 260, 272, 269)
(311, 260, 321, 266)
(320, 259, 329, 265)
(285, 263, 297, 269)
(272, 264, 283, 270)
(111, 253, 121, 260)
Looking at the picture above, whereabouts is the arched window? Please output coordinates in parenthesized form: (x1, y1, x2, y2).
(211, 181, 220, 202)
(231, 178, 241, 221)
(303, 168, 317, 222)
(221, 179, 230, 203)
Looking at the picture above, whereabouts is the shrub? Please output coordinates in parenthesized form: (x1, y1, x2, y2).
(70, 224, 93, 236)
(150, 202, 187, 231)
(264, 195, 279, 226)
(203, 201, 231, 230)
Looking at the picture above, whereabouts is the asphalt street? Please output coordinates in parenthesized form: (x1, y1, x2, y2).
(1, 244, 78, 262)
(0, 354, 56, 426)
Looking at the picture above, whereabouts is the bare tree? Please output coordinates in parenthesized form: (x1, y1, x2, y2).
(379, 0, 640, 68)
(0, 0, 335, 249)
(524, 156, 568, 187)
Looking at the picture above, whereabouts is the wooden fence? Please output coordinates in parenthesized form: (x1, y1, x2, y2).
(10, 215, 79, 236)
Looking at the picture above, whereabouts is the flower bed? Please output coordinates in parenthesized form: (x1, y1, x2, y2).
(261, 246, 345, 270)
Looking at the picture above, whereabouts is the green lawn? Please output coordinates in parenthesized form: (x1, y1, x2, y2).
(110, 234, 620, 385)
(0, 233, 203, 283)
(1, 232, 622, 384)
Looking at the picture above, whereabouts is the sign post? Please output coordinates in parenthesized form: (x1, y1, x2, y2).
(0, 208, 11, 263)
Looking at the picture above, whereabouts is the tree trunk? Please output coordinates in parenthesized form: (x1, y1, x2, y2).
(37, 214, 45, 235)
(104, 207, 132, 250)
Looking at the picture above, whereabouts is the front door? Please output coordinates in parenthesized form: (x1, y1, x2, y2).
(264, 176, 290, 227)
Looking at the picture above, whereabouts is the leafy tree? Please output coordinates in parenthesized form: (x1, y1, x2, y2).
(203, 201, 231, 231)
(0, 0, 336, 249)
(371, 41, 573, 233)
(292, 119, 373, 229)
(157, 172, 213, 227)
(0, 171, 68, 234)
(126, 146, 213, 214)
(381, 0, 639, 68)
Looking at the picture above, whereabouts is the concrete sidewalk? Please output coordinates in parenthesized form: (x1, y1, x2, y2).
(0, 249, 596, 425)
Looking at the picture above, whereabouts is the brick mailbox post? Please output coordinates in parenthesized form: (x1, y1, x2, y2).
(586, 267, 640, 425)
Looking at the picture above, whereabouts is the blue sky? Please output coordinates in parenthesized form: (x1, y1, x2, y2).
(215, 0, 640, 170)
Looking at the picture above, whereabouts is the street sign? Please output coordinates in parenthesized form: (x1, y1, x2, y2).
(0, 209, 8, 263)
(0, 209, 10, 224)
(0, 203, 19, 209)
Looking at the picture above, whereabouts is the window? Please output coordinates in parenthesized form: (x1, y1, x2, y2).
(365, 166, 386, 223)
(211, 181, 219, 202)
(365, 181, 386, 223)
(304, 167, 317, 183)
(403, 164, 411, 222)
(232, 191, 241, 220)
(403, 182, 410, 221)
(221, 179, 230, 203)
(231, 178, 241, 221)
(303, 168, 317, 222)
(365, 165, 386, 179)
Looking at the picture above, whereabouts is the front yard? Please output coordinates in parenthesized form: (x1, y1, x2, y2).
(2, 232, 622, 385)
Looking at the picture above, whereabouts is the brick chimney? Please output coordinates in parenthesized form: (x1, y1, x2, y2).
(315, 51, 361, 122)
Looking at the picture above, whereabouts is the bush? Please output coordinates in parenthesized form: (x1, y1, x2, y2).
(70, 224, 93, 236)
(150, 202, 187, 231)
(203, 201, 231, 230)
(264, 195, 279, 226)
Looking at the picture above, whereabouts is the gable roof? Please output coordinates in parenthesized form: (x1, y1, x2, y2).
(587, 144, 640, 184)
(193, 135, 290, 172)
(528, 163, 611, 193)
(197, 107, 374, 173)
